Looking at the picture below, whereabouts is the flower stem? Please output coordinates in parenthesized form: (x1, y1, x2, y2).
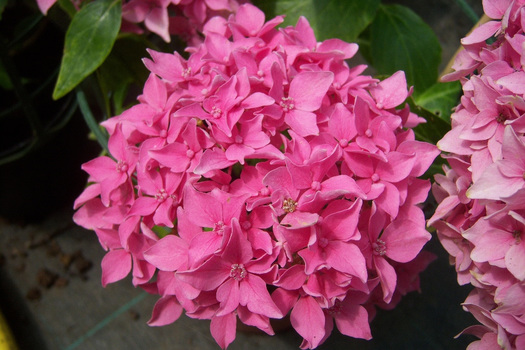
(455, 0, 480, 24)
(76, 88, 109, 152)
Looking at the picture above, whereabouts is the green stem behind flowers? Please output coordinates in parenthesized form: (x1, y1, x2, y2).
(76, 88, 109, 153)
(455, 0, 480, 24)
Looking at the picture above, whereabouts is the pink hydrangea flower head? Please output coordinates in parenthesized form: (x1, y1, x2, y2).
(431, 1, 525, 348)
(75, 4, 437, 348)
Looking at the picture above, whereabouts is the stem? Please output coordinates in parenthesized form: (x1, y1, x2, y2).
(455, 0, 480, 24)
(76, 88, 109, 152)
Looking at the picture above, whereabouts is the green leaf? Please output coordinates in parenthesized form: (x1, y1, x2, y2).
(0, 0, 7, 20)
(98, 35, 150, 115)
(53, 0, 121, 100)
(152, 225, 173, 239)
(414, 81, 462, 122)
(57, 0, 78, 18)
(408, 97, 451, 145)
(368, 4, 441, 94)
(252, 0, 380, 42)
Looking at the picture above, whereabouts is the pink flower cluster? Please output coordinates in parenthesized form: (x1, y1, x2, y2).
(122, 0, 247, 44)
(73, 4, 438, 349)
(37, 0, 245, 45)
(430, 0, 525, 348)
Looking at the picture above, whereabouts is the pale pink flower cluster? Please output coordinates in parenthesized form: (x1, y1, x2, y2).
(36, 0, 245, 44)
(430, 0, 525, 348)
(74, 4, 438, 348)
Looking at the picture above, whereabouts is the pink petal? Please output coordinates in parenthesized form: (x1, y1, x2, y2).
(148, 296, 183, 326)
(375, 182, 400, 218)
(210, 313, 237, 349)
(194, 148, 237, 175)
(328, 103, 357, 141)
(144, 235, 188, 271)
(187, 231, 224, 268)
(335, 303, 372, 340)
(505, 241, 525, 281)
(461, 21, 501, 45)
(285, 109, 319, 137)
(177, 256, 229, 291)
(274, 265, 307, 290)
(101, 249, 132, 287)
(237, 306, 274, 335)
(299, 244, 328, 275)
(322, 199, 362, 241)
(36, 0, 57, 14)
(216, 278, 241, 316)
(271, 288, 299, 315)
(326, 241, 368, 282)
(502, 126, 525, 165)
(145, 7, 170, 42)
(233, 3, 265, 36)
(468, 228, 512, 263)
(290, 296, 325, 349)
(496, 71, 525, 95)
(376, 151, 416, 183)
(241, 92, 275, 109)
(221, 218, 253, 264)
(382, 219, 431, 263)
(374, 257, 397, 303)
(280, 211, 319, 228)
(141, 73, 167, 109)
(369, 71, 408, 109)
(240, 274, 283, 318)
(427, 195, 461, 226)
(320, 175, 366, 201)
(289, 71, 334, 112)
(149, 143, 191, 172)
(483, 0, 512, 19)
(467, 163, 523, 200)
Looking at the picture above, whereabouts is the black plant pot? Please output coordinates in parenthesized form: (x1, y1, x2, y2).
(0, 1, 100, 223)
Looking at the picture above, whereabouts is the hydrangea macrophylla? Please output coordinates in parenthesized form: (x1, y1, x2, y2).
(74, 3, 438, 348)
(36, 0, 245, 44)
(430, 1, 525, 348)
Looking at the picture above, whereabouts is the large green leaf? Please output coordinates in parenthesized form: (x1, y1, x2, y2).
(368, 4, 441, 94)
(415, 81, 462, 123)
(53, 0, 121, 100)
(252, 0, 380, 42)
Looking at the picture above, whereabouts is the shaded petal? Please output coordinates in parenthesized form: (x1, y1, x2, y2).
(274, 264, 307, 290)
(325, 241, 367, 282)
(290, 296, 325, 349)
(101, 249, 132, 287)
(216, 278, 240, 316)
(335, 303, 372, 340)
(148, 296, 183, 326)
(240, 274, 283, 318)
(374, 257, 397, 303)
(210, 313, 237, 350)
(177, 256, 229, 291)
